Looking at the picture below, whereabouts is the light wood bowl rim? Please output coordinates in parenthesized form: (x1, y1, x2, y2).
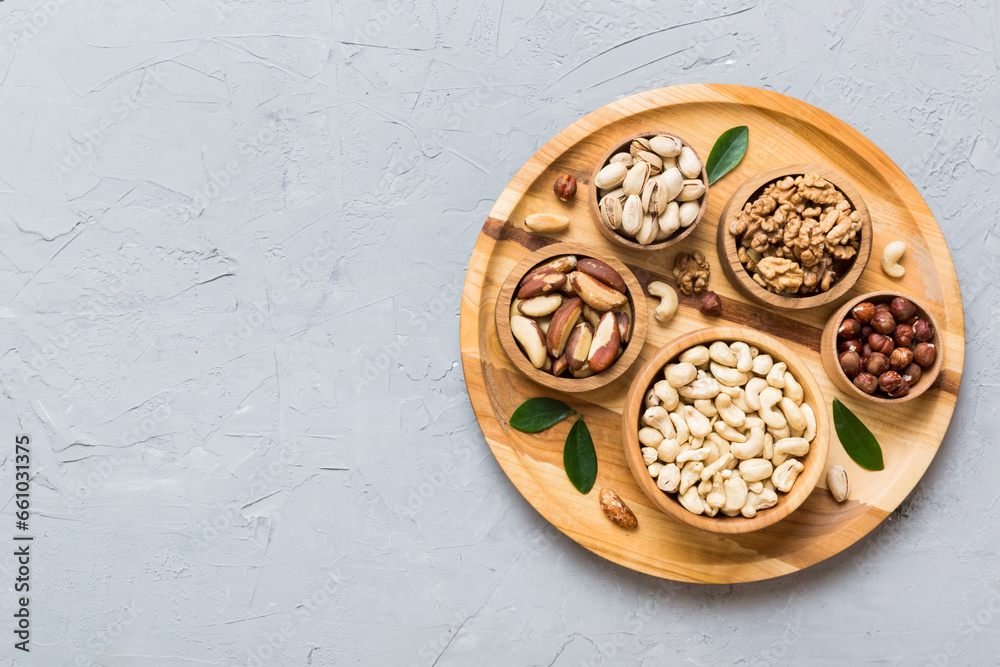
(588, 131, 709, 251)
(716, 163, 873, 310)
(621, 326, 830, 534)
(820, 290, 944, 404)
(494, 243, 648, 393)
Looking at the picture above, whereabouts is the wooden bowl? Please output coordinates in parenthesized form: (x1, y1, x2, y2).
(717, 164, 873, 310)
(821, 291, 943, 404)
(621, 327, 830, 534)
(494, 243, 648, 393)
(589, 131, 709, 252)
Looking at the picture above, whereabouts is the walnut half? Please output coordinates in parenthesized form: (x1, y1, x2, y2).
(672, 250, 710, 296)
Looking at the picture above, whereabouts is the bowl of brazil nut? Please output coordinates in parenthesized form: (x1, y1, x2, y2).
(717, 164, 873, 310)
(495, 243, 648, 393)
(622, 327, 830, 534)
(821, 290, 942, 404)
(590, 132, 709, 251)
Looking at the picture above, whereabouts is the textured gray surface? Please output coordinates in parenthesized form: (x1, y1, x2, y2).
(0, 0, 996, 664)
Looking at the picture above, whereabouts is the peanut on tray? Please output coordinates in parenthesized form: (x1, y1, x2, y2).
(637, 340, 817, 518)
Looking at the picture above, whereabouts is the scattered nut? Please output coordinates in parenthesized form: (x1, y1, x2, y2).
(524, 213, 570, 233)
(599, 488, 637, 529)
(700, 291, 722, 316)
(647, 281, 678, 323)
(827, 465, 849, 502)
(553, 174, 577, 201)
(881, 241, 906, 278)
(673, 250, 711, 296)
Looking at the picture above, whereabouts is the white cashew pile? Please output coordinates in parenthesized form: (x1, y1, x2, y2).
(638, 340, 817, 518)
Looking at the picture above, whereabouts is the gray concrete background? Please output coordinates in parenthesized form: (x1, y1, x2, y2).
(0, 0, 997, 664)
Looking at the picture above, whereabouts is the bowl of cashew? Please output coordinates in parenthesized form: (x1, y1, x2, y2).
(622, 327, 830, 534)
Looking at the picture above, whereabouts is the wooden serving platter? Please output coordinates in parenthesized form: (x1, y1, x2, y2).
(459, 84, 965, 584)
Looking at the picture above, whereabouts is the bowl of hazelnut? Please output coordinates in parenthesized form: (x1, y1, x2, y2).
(717, 164, 873, 310)
(820, 291, 942, 403)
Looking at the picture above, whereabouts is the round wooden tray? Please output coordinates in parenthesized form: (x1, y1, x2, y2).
(459, 84, 965, 584)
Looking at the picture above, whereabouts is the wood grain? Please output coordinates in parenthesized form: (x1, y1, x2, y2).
(459, 84, 965, 584)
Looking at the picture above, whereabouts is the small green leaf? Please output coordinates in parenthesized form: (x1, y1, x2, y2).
(832, 398, 885, 471)
(705, 125, 750, 185)
(509, 397, 575, 433)
(564, 417, 598, 494)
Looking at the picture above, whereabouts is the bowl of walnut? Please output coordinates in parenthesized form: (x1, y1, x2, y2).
(716, 164, 873, 310)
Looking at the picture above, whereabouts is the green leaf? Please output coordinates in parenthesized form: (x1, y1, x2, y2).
(564, 417, 598, 494)
(509, 397, 575, 433)
(705, 125, 750, 185)
(832, 398, 885, 471)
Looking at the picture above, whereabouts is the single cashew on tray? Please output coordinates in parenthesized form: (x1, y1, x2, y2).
(637, 340, 817, 518)
(729, 173, 862, 295)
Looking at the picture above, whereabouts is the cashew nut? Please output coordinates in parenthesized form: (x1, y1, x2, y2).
(678, 485, 705, 515)
(779, 397, 807, 432)
(768, 423, 791, 441)
(730, 426, 765, 460)
(641, 446, 658, 465)
(710, 362, 749, 387)
(740, 488, 778, 518)
(657, 438, 680, 463)
(773, 437, 810, 459)
(669, 410, 690, 444)
(678, 376, 720, 400)
(722, 475, 748, 515)
(800, 403, 816, 442)
(657, 463, 681, 493)
(701, 453, 734, 482)
(751, 353, 773, 376)
(709, 341, 738, 367)
(652, 380, 680, 411)
(730, 341, 754, 373)
(642, 406, 675, 439)
(739, 458, 774, 482)
(679, 461, 704, 494)
(744, 377, 769, 411)
(714, 421, 747, 443)
(638, 426, 664, 447)
(757, 386, 787, 429)
(676, 446, 711, 464)
(783, 371, 803, 405)
(714, 392, 746, 428)
(647, 461, 664, 477)
(666, 362, 698, 387)
(730, 388, 752, 413)
(881, 240, 906, 278)
(766, 362, 787, 388)
(682, 405, 713, 438)
(772, 459, 804, 493)
(648, 281, 679, 322)
(679, 345, 710, 367)
(694, 398, 717, 418)
(762, 432, 774, 460)
(706, 472, 727, 509)
(747, 480, 764, 494)
(643, 387, 660, 409)
(706, 432, 731, 458)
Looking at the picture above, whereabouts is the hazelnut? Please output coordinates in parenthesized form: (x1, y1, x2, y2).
(851, 302, 876, 324)
(700, 291, 722, 315)
(865, 352, 890, 377)
(862, 343, 873, 359)
(893, 323, 914, 348)
(913, 342, 937, 368)
(901, 363, 922, 384)
(889, 296, 916, 322)
(905, 316, 918, 326)
(871, 311, 896, 335)
(838, 318, 862, 339)
(853, 372, 878, 395)
(858, 325, 874, 342)
(878, 370, 904, 394)
(839, 350, 862, 378)
(553, 174, 577, 201)
(913, 318, 934, 342)
(889, 347, 914, 370)
(838, 338, 863, 355)
(868, 333, 895, 356)
(875, 302, 891, 315)
(887, 376, 910, 398)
